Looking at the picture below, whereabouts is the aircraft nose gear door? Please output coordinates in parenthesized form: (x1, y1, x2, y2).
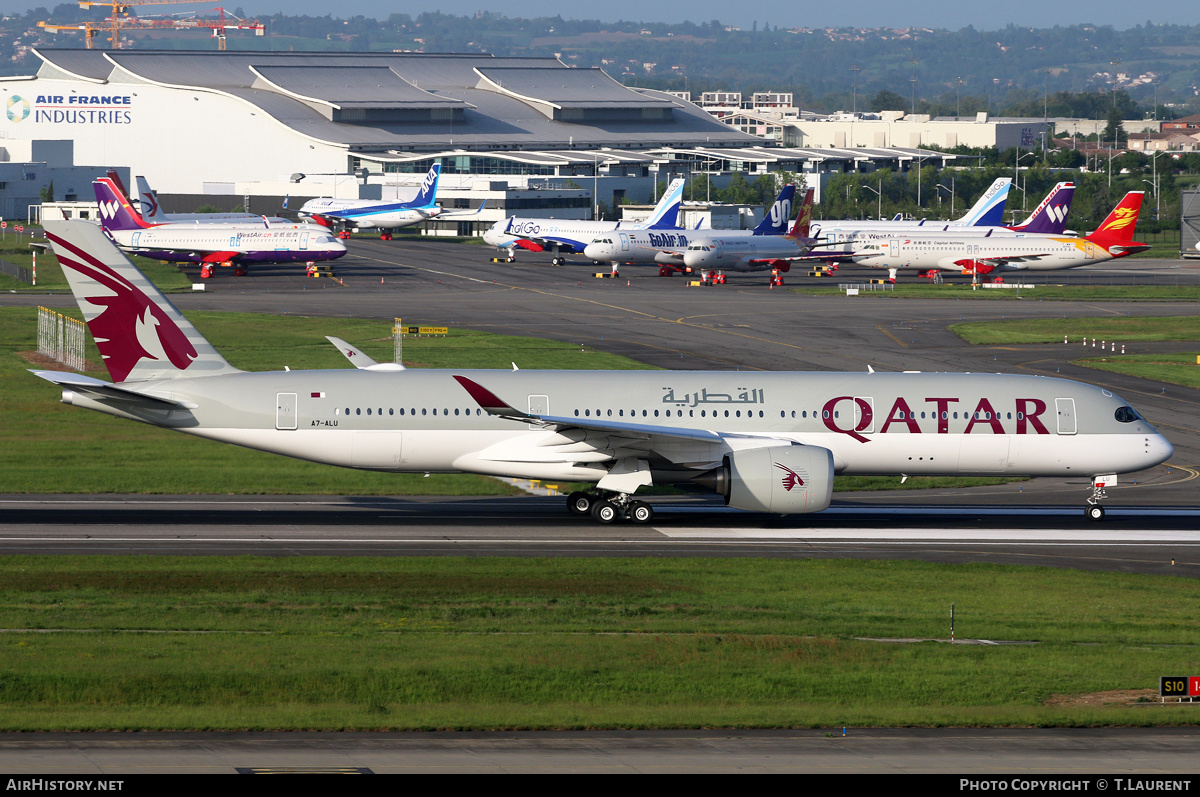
(276, 393, 298, 430)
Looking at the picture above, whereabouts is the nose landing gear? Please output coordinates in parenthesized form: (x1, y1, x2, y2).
(1085, 474, 1116, 521)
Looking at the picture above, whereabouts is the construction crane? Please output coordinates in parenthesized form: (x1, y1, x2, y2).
(39, 2, 264, 49)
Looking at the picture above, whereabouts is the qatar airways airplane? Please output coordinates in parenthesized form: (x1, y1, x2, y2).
(34, 220, 1172, 523)
(93, 177, 345, 279)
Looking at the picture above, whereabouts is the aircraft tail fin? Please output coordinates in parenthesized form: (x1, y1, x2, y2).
(93, 177, 153, 231)
(1012, 182, 1074, 234)
(752, 183, 798, 235)
(133, 175, 167, 221)
(105, 170, 131, 202)
(1087, 192, 1147, 252)
(42, 220, 241, 383)
(787, 188, 815, 237)
(645, 177, 686, 229)
(961, 177, 1012, 227)
(408, 163, 441, 208)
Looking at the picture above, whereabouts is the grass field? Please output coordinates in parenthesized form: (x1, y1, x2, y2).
(1, 556, 1197, 730)
(0, 307, 654, 494)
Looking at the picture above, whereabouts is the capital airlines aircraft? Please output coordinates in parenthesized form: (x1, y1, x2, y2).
(583, 184, 800, 275)
(93, 178, 345, 279)
(298, 164, 483, 240)
(851, 191, 1148, 282)
(482, 177, 686, 265)
(34, 220, 1171, 523)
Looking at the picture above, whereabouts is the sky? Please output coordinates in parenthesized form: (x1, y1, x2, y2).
(0, 1, 1181, 32)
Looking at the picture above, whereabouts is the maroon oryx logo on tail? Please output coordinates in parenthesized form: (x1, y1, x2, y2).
(775, 462, 805, 492)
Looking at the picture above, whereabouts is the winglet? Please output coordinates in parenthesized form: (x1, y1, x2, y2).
(453, 375, 532, 419)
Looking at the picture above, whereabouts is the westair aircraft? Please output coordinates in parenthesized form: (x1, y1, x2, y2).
(93, 178, 345, 279)
(583, 184, 799, 276)
(33, 220, 1172, 523)
(849, 191, 1148, 282)
(130, 174, 288, 225)
(297, 164, 483, 240)
(482, 177, 686, 266)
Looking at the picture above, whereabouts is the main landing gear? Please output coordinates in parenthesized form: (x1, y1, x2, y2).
(566, 490, 654, 525)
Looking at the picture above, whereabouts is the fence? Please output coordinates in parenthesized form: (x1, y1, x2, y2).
(37, 306, 87, 371)
(0, 258, 32, 284)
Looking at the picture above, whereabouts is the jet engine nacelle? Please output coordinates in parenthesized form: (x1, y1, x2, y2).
(695, 445, 834, 514)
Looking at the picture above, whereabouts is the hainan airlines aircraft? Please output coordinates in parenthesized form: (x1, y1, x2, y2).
(482, 177, 686, 265)
(851, 192, 1148, 282)
(93, 178, 345, 279)
(583, 184, 798, 275)
(298, 164, 483, 240)
(34, 219, 1171, 523)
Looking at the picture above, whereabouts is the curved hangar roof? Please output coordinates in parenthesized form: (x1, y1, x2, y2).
(32, 49, 761, 153)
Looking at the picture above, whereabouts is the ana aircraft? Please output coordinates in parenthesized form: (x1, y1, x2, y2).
(850, 191, 1148, 282)
(298, 164, 482, 240)
(582, 183, 798, 275)
(34, 220, 1171, 523)
(93, 177, 345, 279)
(482, 177, 686, 266)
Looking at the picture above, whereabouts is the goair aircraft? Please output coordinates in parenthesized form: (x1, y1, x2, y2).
(93, 178, 345, 279)
(298, 164, 448, 240)
(33, 220, 1172, 523)
(679, 189, 823, 275)
(583, 184, 799, 275)
(482, 177, 686, 265)
(850, 191, 1148, 282)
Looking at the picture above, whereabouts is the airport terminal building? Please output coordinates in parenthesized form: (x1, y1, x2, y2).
(1, 49, 958, 229)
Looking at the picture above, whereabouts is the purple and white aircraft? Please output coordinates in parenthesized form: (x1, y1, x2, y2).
(93, 177, 345, 278)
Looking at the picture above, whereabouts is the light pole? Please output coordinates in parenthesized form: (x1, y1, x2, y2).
(861, 180, 882, 220)
(955, 76, 963, 121)
(850, 64, 861, 114)
(936, 181, 955, 217)
(908, 56, 919, 115)
(1014, 151, 1034, 209)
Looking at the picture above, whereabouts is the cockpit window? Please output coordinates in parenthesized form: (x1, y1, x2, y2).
(1114, 406, 1140, 423)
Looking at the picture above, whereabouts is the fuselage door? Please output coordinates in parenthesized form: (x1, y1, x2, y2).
(528, 394, 549, 429)
(275, 392, 298, 431)
(889, 239, 899, 257)
(300, 232, 310, 250)
(619, 233, 630, 252)
(1055, 398, 1077, 435)
(854, 396, 875, 434)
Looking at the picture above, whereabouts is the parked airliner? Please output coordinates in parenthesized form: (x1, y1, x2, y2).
(482, 178, 685, 265)
(93, 178, 345, 278)
(34, 219, 1171, 523)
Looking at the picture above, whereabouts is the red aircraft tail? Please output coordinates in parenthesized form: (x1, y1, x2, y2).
(1087, 192, 1149, 256)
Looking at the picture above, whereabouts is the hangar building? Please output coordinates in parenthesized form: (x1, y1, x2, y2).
(2, 49, 958, 231)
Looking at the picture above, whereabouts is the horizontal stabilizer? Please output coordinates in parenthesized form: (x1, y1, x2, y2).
(29, 370, 187, 407)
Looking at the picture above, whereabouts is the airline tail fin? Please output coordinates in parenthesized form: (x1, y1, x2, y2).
(960, 178, 1012, 227)
(1087, 192, 1148, 254)
(787, 188, 815, 237)
(133, 175, 167, 221)
(752, 183, 798, 235)
(105, 170, 131, 202)
(42, 220, 241, 383)
(407, 163, 441, 209)
(1012, 182, 1075, 234)
(93, 177, 152, 231)
(645, 177, 686, 229)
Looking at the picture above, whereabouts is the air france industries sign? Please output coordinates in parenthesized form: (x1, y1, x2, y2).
(7, 94, 133, 125)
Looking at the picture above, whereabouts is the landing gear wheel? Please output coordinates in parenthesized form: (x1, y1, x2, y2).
(552, 257, 565, 266)
(233, 265, 247, 277)
(591, 500, 620, 524)
(628, 501, 654, 525)
(199, 264, 213, 279)
(1086, 505, 1106, 522)
(566, 491, 594, 516)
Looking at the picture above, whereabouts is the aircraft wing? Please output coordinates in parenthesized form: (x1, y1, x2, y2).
(199, 251, 242, 263)
(325, 336, 379, 369)
(454, 374, 794, 472)
(437, 199, 488, 220)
